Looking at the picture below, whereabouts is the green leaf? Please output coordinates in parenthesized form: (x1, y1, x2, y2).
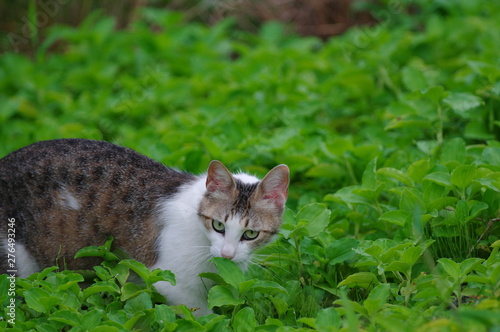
(424, 172, 452, 187)
(377, 167, 414, 186)
(316, 307, 341, 330)
(400, 246, 424, 266)
(402, 65, 428, 91)
(364, 283, 390, 316)
(118, 259, 153, 286)
(121, 283, 145, 301)
(450, 165, 477, 190)
(233, 307, 257, 332)
(326, 238, 359, 265)
(362, 157, 377, 189)
(407, 159, 431, 182)
(248, 281, 287, 296)
(74, 238, 119, 261)
(124, 292, 152, 314)
(419, 86, 448, 102)
(211, 257, 245, 289)
(438, 258, 461, 280)
(82, 309, 104, 330)
(89, 327, 121, 332)
(83, 281, 120, 298)
(379, 210, 409, 227)
(441, 137, 466, 163)
(208, 285, 245, 309)
(443, 92, 483, 117)
(385, 115, 433, 130)
(48, 309, 81, 327)
(24, 288, 60, 313)
(338, 272, 379, 289)
(296, 203, 331, 237)
(460, 258, 484, 275)
(149, 269, 176, 286)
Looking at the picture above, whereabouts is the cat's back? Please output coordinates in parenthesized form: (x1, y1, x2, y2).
(0, 139, 196, 270)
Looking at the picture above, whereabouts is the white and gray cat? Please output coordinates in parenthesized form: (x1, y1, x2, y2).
(0, 138, 289, 315)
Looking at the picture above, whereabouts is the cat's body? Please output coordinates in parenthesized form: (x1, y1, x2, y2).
(0, 139, 289, 315)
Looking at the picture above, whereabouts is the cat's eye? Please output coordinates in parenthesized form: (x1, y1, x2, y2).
(242, 229, 259, 241)
(212, 220, 225, 233)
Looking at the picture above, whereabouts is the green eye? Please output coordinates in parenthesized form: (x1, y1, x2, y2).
(212, 220, 225, 233)
(242, 229, 259, 241)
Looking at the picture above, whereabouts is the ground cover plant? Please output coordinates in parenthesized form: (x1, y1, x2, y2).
(1, 0, 500, 330)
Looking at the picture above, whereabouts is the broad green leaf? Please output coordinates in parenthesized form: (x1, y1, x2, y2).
(149, 269, 176, 286)
(326, 238, 359, 265)
(364, 283, 390, 316)
(83, 281, 120, 298)
(124, 292, 152, 314)
(208, 285, 244, 309)
(338, 272, 379, 289)
(377, 167, 414, 186)
(248, 281, 287, 296)
(424, 172, 452, 187)
(426, 196, 458, 211)
(57, 273, 84, 290)
(384, 261, 410, 274)
(199, 272, 226, 286)
(82, 309, 104, 330)
(402, 65, 428, 91)
(379, 210, 409, 227)
(460, 258, 485, 275)
(48, 309, 81, 327)
(399, 189, 424, 213)
(24, 288, 60, 313)
(407, 159, 431, 182)
(74, 238, 119, 261)
(438, 258, 461, 280)
(155, 304, 177, 324)
(211, 257, 245, 289)
(118, 260, 152, 284)
(316, 307, 341, 330)
(121, 283, 144, 301)
(482, 147, 500, 166)
(443, 92, 483, 117)
(362, 157, 377, 189)
(441, 137, 466, 163)
(89, 327, 120, 332)
(385, 115, 432, 130)
(270, 296, 288, 316)
(400, 246, 424, 266)
(450, 165, 477, 190)
(418, 86, 448, 102)
(233, 307, 257, 332)
(296, 203, 331, 237)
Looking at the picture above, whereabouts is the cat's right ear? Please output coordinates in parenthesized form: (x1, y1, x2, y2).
(206, 160, 236, 196)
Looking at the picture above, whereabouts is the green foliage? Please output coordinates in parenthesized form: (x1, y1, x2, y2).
(1, 0, 500, 330)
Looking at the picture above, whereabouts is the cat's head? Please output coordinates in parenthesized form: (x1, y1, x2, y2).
(198, 161, 289, 264)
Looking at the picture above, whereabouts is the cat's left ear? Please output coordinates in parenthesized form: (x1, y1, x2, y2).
(256, 164, 289, 212)
(206, 160, 236, 197)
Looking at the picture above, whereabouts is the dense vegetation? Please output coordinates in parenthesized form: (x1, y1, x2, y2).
(1, 1, 500, 330)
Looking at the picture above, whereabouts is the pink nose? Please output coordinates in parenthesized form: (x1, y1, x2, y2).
(221, 246, 235, 260)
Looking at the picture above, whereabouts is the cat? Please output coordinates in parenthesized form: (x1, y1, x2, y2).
(0, 138, 289, 315)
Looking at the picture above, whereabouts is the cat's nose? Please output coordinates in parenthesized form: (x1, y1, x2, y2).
(221, 244, 236, 260)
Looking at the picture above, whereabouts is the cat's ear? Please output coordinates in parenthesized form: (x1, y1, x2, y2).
(206, 160, 236, 196)
(255, 164, 289, 212)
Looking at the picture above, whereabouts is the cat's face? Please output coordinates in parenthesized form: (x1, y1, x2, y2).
(198, 161, 289, 264)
